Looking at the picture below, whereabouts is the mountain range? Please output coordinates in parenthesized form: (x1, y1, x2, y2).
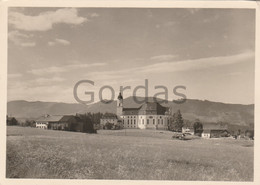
(7, 96, 254, 126)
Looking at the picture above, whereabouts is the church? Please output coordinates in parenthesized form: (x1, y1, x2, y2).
(101, 92, 171, 130)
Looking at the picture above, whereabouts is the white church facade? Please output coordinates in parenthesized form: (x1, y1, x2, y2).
(101, 92, 171, 130)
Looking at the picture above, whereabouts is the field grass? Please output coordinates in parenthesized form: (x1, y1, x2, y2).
(6, 126, 254, 181)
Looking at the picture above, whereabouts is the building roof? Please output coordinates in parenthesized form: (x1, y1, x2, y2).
(36, 115, 63, 122)
(203, 129, 211, 134)
(203, 123, 228, 130)
(122, 102, 168, 115)
(122, 107, 140, 115)
(59, 115, 76, 122)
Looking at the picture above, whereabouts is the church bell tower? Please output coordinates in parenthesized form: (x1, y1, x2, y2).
(117, 92, 123, 118)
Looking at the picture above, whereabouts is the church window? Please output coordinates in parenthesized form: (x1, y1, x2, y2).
(153, 119, 155, 124)
(134, 120, 136, 124)
(147, 119, 149, 124)
(142, 119, 144, 124)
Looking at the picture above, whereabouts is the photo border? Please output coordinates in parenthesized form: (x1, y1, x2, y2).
(0, 1, 259, 185)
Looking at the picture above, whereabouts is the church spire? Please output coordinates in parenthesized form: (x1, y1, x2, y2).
(118, 91, 123, 100)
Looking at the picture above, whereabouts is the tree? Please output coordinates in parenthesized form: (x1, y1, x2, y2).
(193, 119, 203, 136)
(169, 110, 184, 132)
(104, 122, 113, 130)
(183, 119, 192, 128)
(76, 113, 96, 133)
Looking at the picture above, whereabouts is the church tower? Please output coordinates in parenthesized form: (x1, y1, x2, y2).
(117, 92, 123, 118)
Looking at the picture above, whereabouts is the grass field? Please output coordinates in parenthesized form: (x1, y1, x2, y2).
(6, 126, 254, 181)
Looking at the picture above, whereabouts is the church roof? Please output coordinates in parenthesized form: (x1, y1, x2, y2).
(122, 102, 168, 115)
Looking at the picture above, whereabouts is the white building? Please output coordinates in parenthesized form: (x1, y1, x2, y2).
(115, 92, 170, 130)
(35, 115, 63, 129)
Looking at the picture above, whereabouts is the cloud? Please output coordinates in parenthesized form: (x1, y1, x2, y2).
(29, 66, 66, 75)
(9, 8, 87, 31)
(8, 30, 35, 47)
(139, 51, 254, 74)
(47, 41, 55, 46)
(65, 62, 106, 69)
(8, 73, 22, 78)
(8, 83, 73, 103)
(86, 51, 254, 80)
(20, 42, 36, 47)
(187, 9, 200, 15)
(33, 77, 65, 84)
(90, 13, 99, 17)
(55, 39, 70, 45)
(28, 62, 107, 75)
(150, 54, 178, 61)
(48, 38, 71, 46)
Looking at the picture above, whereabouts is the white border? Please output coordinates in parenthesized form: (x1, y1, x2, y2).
(0, 1, 259, 185)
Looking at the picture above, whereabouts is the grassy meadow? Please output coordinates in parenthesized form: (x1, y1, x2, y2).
(6, 126, 254, 181)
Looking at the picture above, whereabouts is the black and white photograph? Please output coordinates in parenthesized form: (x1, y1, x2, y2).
(1, 0, 259, 184)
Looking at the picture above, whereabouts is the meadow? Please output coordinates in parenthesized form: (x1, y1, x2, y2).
(6, 126, 254, 181)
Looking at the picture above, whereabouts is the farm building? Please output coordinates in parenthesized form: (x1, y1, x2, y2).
(35, 115, 63, 129)
(56, 115, 84, 131)
(201, 123, 229, 138)
(6, 116, 18, 126)
(35, 115, 88, 132)
(201, 129, 211, 138)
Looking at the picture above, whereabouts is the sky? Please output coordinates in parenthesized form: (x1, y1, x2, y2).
(7, 8, 255, 104)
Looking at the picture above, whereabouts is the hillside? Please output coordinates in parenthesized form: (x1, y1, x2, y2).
(7, 97, 254, 126)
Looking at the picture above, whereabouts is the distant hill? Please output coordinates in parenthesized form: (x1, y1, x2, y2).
(7, 97, 254, 126)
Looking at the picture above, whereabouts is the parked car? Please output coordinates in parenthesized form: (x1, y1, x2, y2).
(172, 132, 184, 139)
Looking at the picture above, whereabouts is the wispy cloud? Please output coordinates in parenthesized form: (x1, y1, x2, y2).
(29, 66, 66, 75)
(150, 54, 178, 61)
(28, 62, 107, 75)
(9, 8, 87, 31)
(90, 13, 99, 17)
(140, 51, 254, 74)
(33, 76, 65, 84)
(48, 38, 71, 46)
(86, 51, 254, 80)
(8, 73, 22, 78)
(20, 42, 36, 47)
(8, 30, 35, 47)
